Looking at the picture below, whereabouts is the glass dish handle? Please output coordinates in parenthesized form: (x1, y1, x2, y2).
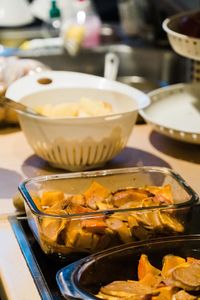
(56, 260, 83, 299)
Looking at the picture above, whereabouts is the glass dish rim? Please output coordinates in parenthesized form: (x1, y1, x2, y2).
(18, 166, 199, 218)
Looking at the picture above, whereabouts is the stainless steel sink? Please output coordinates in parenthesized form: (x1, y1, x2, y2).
(23, 44, 191, 93)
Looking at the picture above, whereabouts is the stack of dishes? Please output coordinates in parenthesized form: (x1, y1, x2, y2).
(140, 10, 200, 145)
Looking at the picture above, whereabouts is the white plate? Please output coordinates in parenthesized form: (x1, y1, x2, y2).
(140, 83, 200, 144)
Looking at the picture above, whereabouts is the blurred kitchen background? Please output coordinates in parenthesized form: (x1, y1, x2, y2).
(1, 0, 200, 46)
(1, 0, 200, 95)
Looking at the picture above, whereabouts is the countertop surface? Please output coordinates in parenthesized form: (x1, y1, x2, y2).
(0, 123, 199, 299)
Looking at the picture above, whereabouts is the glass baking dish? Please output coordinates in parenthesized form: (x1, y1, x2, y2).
(56, 234, 200, 299)
(18, 166, 199, 260)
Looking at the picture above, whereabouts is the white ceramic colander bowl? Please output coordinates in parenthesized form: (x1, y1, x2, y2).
(163, 10, 200, 61)
(6, 71, 149, 171)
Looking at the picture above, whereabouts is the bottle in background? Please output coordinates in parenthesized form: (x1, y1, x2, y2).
(48, 0, 62, 37)
(61, 0, 102, 55)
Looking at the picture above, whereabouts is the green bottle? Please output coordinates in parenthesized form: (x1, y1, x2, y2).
(48, 0, 61, 37)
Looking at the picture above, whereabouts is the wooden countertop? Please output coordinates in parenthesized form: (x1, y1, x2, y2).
(0, 123, 199, 203)
(0, 123, 199, 299)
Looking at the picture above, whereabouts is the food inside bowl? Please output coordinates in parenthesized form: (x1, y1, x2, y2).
(6, 71, 150, 170)
(0, 56, 50, 124)
(36, 97, 113, 117)
(96, 254, 200, 299)
(33, 181, 184, 255)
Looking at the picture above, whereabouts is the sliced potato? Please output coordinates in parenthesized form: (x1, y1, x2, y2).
(172, 262, 200, 291)
(41, 214, 66, 243)
(100, 280, 154, 298)
(159, 212, 184, 233)
(112, 188, 151, 208)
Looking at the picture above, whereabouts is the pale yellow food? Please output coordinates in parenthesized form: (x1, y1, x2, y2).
(12, 192, 25, 212)
(36, 97, 113, 117)
(0, 106, 6, 122)
(5, 107, 19, 124)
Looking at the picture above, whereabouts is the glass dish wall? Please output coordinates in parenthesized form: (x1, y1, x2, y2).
(19, 166, 199, 260)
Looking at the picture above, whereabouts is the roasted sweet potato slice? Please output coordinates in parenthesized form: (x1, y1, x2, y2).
(111, 188, 151, 208)
(142, 197, 162, 207)
(158, 212, 184, 233)
(132, 212, 153, 228)
(139, 273, 162, 288)
(128, 215, 139, 228)
(172, 262, 200, 291)
(81, 218, 107, 234)
(83, 181, 111, 209)
(145, 185, 174, 204)
(119, 200, 143, 209)
(106, 217, 132, 243)
(161, 255, 186, 280)
(41, 213, 67, 243)
(74, 230, 94, 251)
(44, 198, 69, 213)
(70, 194, 86, 206)
(137, 210, 162, 230)
(65, 220, 94, 251)
(33, 197, 42, 210)
(40, 190, 65, 206)
(100, 280, 155, 298)
(65, 203, 93, 214)
(152, 286, 178, 300)
(186, 257, 200, 264)
(138, 254, 161, 280)
(96, 291, 120, 299)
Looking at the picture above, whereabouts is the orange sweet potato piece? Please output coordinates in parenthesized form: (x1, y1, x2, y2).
(152, 286, 178, 300)
(139, 273, 162, 288)
(41, 191, 65, 206)
(81, 218, 107, 234)
(67, 204, 93, 214)
(41, 215, 66, 243)
(138, 254, 161, 280)
(112, 188, 150, 207)
(161, 255, 186, 279)
(33, 197, 42, 210)
(186, 257, 200, 264)
(146, 185, 174, 204)
(84, 181, 111, 199)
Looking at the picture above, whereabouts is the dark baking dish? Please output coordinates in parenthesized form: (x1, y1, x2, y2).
(56, 234, 200, 299)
